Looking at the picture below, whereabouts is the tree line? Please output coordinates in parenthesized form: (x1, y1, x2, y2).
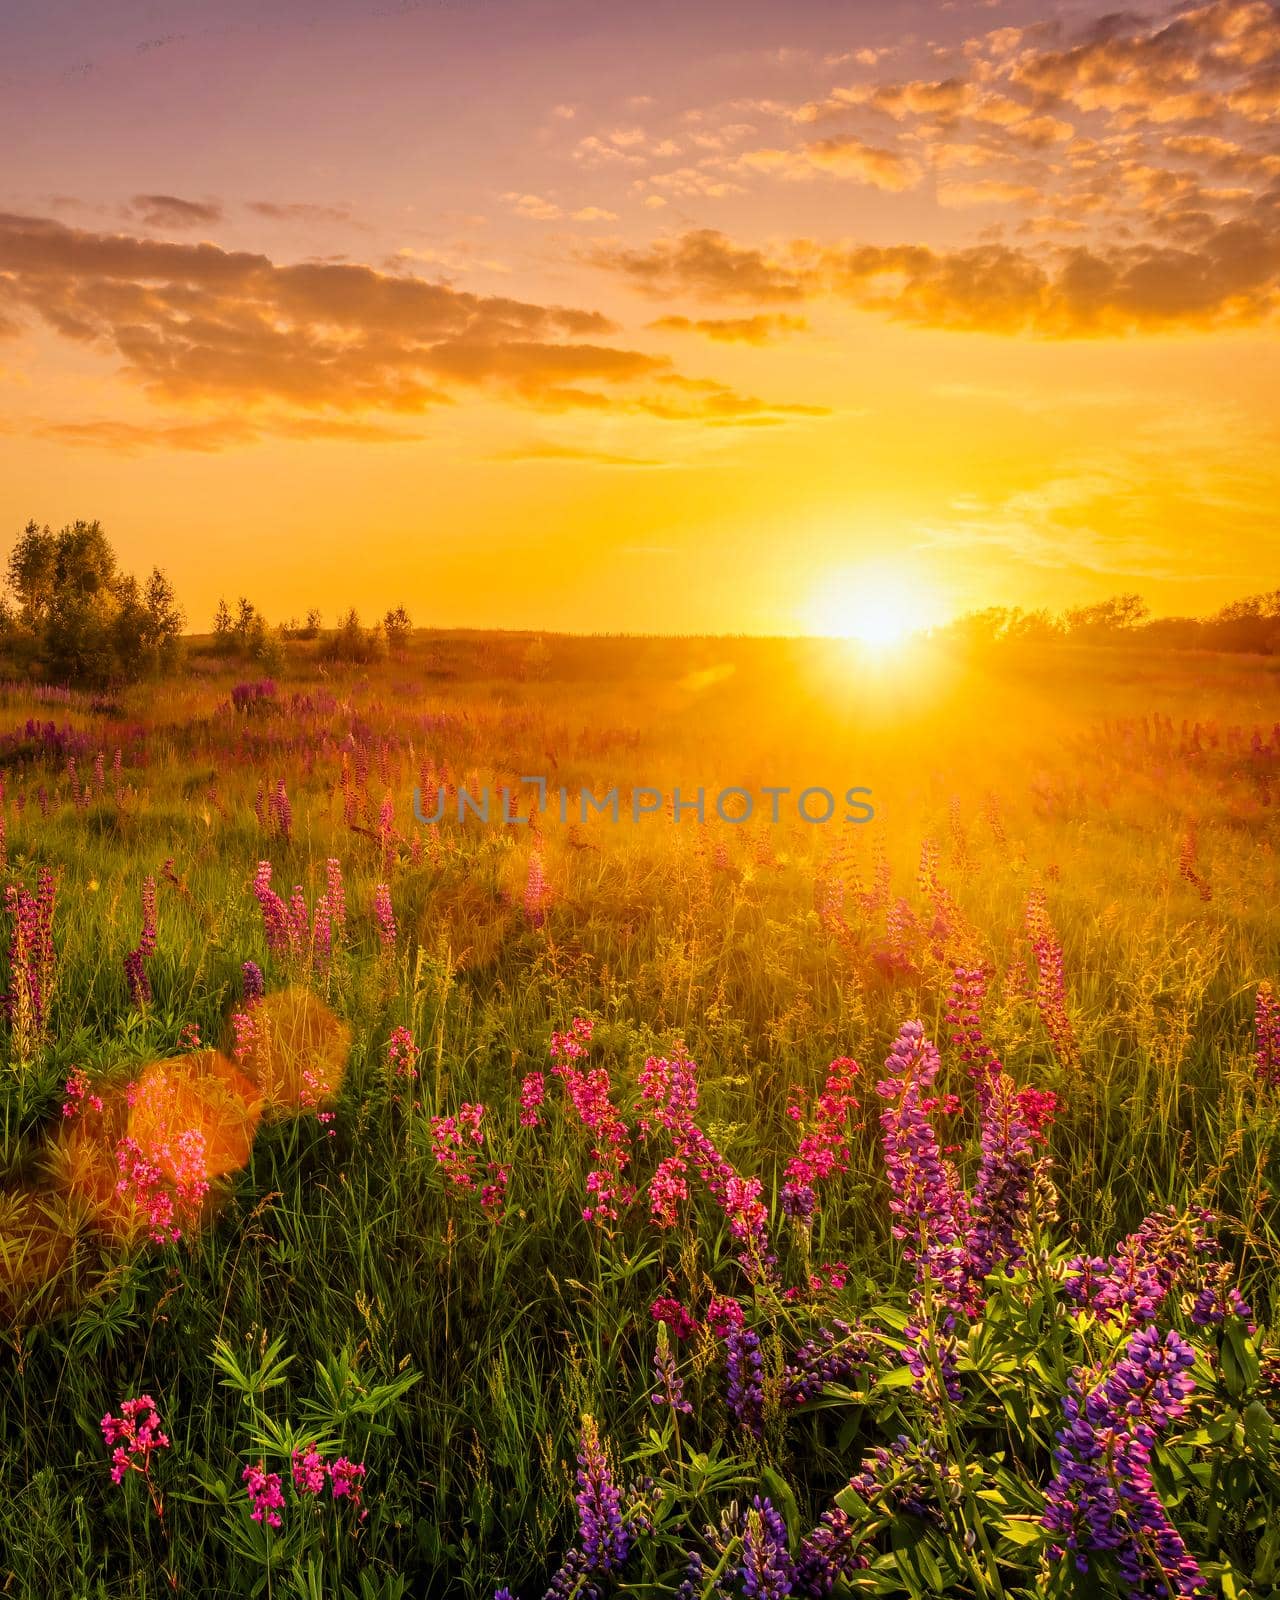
(937, 591, 1280, 655)
(0, 520, 413, 685)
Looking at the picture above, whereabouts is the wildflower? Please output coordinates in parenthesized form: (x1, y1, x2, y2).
(524, 850, 550, 928)
(178, 1022, 202, 1051)
(388, 1026, 419, 1080)
(650, 1296, 697, 1341)
(876, 1021, 968, 1292)
(2, 866, 57, 1058)
(230, 1004, 260, 1065)
(430, 1103, 486, 1188)
(518, 1070, 544, 1125)
(242, 1462, 285, 1529)
(575, 1416, 630, 1573)
(241, 959, 265, 1001)
(1025, 889, 1079, 1067)
(1043, 1326, 1205, 1597)
(651, 1321, 692, 1414)
(783, 1321, 875, 1406)
(706, 1294, 745, 1337)
(102, 1396, 170, 1486)
(329, 1456, 368, 1519)
(738, 1496, 794, 1600)
(1256, 981, 1280, 1088)
(62, 1065, 103, 1118)
(549, 1019, 633, 1224)
(252, 862, 292, 956)
(781, 1056, 860, 1222)
(962, 1068, 1053, 1295)
(481, 1161, 510, 1219)
(291, 1444, 327, 1497)
(373, 883, 397, 949)
(724, 1325, 765, 1437)
(326, 858, 347, 935)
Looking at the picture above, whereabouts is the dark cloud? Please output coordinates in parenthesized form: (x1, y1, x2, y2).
(129, 194, 223, 229)
(248, 200, 358, 226)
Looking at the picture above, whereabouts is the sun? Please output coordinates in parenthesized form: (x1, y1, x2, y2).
(805, 567, 936, 650)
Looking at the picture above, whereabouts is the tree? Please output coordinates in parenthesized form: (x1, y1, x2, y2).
(383, 605, 412, 653)
(1, 519, 183, 684)
(1064, 594, 1149, 638)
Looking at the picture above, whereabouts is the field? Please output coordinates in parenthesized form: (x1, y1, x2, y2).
(2, 632, 1279, 1599)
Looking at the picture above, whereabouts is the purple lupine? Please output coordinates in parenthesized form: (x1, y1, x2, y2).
(312, 892, 333, 971)
(876, 1021, 970, 1401)
(738, 1497, 794, 1600)
(1064, 1207, 1208, 1326)
(1256, 981, 1280, 1088)
(782, 1321, 875, 1407)
(575, 1416, 630, 1574)
(650, 1322, 692, 1415)
(876, 1021, 969, 1288)
(725, 1325, 765, 1438)
(1043, 1326, 1206, 1597)
(792, 1505, 869, 1597)
(962, 1069, 1046, 1294)
(242, 959, 265, 1001)
(124, 875, 158, 1006)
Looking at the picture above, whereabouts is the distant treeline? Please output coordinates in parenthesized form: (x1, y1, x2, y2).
(937, 592, 1280, 655)
(3, 520, 1279, 686)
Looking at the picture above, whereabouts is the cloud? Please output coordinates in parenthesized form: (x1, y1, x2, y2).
(129, 194, 223, 229)
(647, 313, 809, 343)
(589, 228, 812, 302)
(734, 136, 922, 190)
(504, 192, 564, 220)
(491, 441, 667, 466)
(825, 219, 1280, 333)
(571, 206, 620, 223)
(248, 200, 357, 225)
(595, 215, 1280, 336)
(0, 213, 813, 440)
(37, 415, 424, 453)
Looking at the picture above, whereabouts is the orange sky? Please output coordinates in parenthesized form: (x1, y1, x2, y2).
(1, 0, 1278, 633)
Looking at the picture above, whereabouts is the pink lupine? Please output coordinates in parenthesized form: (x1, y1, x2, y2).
(549, 1019, 634, 1225)
(373, 883, 397, 949)
(3, 866, 57, 1058)
(230, 1004, 260, 1064)
(638, 1045, 774, 1280)
(325, 857, 346, 935)
(781, 1056, 861, 1222)
(524, 850, 550, 928)
(252, 862, 292, 956)
(1025, 889, 1079, 1068)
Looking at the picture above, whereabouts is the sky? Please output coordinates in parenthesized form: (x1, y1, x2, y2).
(1, 0, 1278, 634)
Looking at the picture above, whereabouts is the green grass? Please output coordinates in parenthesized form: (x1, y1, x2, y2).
(1, 634, 1279, 1597)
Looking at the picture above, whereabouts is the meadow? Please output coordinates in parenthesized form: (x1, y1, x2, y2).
(1, 630, 1279, 1600)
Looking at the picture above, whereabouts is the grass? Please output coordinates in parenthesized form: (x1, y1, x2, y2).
(1, 631, 1278, 1598)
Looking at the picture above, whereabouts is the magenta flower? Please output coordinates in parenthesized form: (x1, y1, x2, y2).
(243, 1462, 285, 1528)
